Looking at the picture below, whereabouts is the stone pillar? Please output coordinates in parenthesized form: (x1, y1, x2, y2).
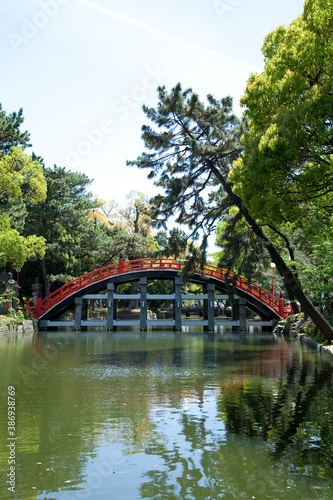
(206, 283, 215, 332)
(174, 277, 182, 331)
(74, 297, 88, 330)
(232, 295, 239, 331)
(239, 297, 247, 331)
(75, 297, 83, 331)
(107, 282, 115, 331)
(140, 277, 147, 331)
(114, 284, 118, 324)
(82, 299, 88, 331)
(233, 296, 247, 331)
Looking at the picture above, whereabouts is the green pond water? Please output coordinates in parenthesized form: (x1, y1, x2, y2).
(1, 330, 333, 500)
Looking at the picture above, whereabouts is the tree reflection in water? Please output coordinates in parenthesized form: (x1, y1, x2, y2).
(137, 338, 333, 499)
(1, 332, 333, 499)
(217, 352, 333, 479)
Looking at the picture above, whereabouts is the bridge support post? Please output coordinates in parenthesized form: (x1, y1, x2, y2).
(232, 295, 246, 331)
(174, 277, 182, 331)
(75, 298, 83, 331)
(140, 277, 147, 331)
(239, 297, 247, 331)
(205, 284, 215, 332)
(107, 282, 115, 331)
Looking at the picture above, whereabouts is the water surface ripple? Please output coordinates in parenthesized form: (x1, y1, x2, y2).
(1, 330, 333, 499)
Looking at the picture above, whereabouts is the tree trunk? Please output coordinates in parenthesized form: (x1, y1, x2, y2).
(267, 225, 299, 313)
(41, 257, 50, 298)
(208, 160, 333, 341)
(267, 243, 333, 340)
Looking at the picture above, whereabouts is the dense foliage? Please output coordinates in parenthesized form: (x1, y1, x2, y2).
(230, 0, 333, 227)
(0, 104, 156, 300)
(227, 0, 333, 327)
(20, 174, 156, 299)
(0, 107, 47, 269)
(128, 0, 333, 340)
(2, 0, 333, 336)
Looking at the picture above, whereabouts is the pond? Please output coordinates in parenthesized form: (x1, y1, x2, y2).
(1, 330, 333, 499)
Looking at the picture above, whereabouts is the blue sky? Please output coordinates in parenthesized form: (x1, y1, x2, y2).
(1, 0, 305, 206)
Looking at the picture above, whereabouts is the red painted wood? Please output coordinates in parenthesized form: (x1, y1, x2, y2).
(33, 258, 291, 319)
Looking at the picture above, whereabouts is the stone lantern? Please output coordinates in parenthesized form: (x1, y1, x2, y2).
(32, 278, 41, 308)
(0, 271, 20, 313)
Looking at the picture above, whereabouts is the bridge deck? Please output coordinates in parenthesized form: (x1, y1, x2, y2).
(33, 258, 292, 331)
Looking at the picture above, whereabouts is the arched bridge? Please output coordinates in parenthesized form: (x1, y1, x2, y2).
(34, 258, 291, 331)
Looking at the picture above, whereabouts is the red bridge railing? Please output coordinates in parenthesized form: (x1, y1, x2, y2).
(32, 258, 292, 319)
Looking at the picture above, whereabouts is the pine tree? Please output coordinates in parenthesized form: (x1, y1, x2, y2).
(128, 84, 333, 341)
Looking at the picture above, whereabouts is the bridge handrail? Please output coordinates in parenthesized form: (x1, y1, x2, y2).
(202, 263, 282, 314)
(34, 258, 288, 318)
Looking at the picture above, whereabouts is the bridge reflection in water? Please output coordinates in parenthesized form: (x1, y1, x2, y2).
(34, 258, 291, 332)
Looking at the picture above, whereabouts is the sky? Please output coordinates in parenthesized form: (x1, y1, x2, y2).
(1, 0, 305, 211)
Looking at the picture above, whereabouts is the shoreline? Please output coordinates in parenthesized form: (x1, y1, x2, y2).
(0, 320, 37, 335)
(289, 330, 333, 361)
